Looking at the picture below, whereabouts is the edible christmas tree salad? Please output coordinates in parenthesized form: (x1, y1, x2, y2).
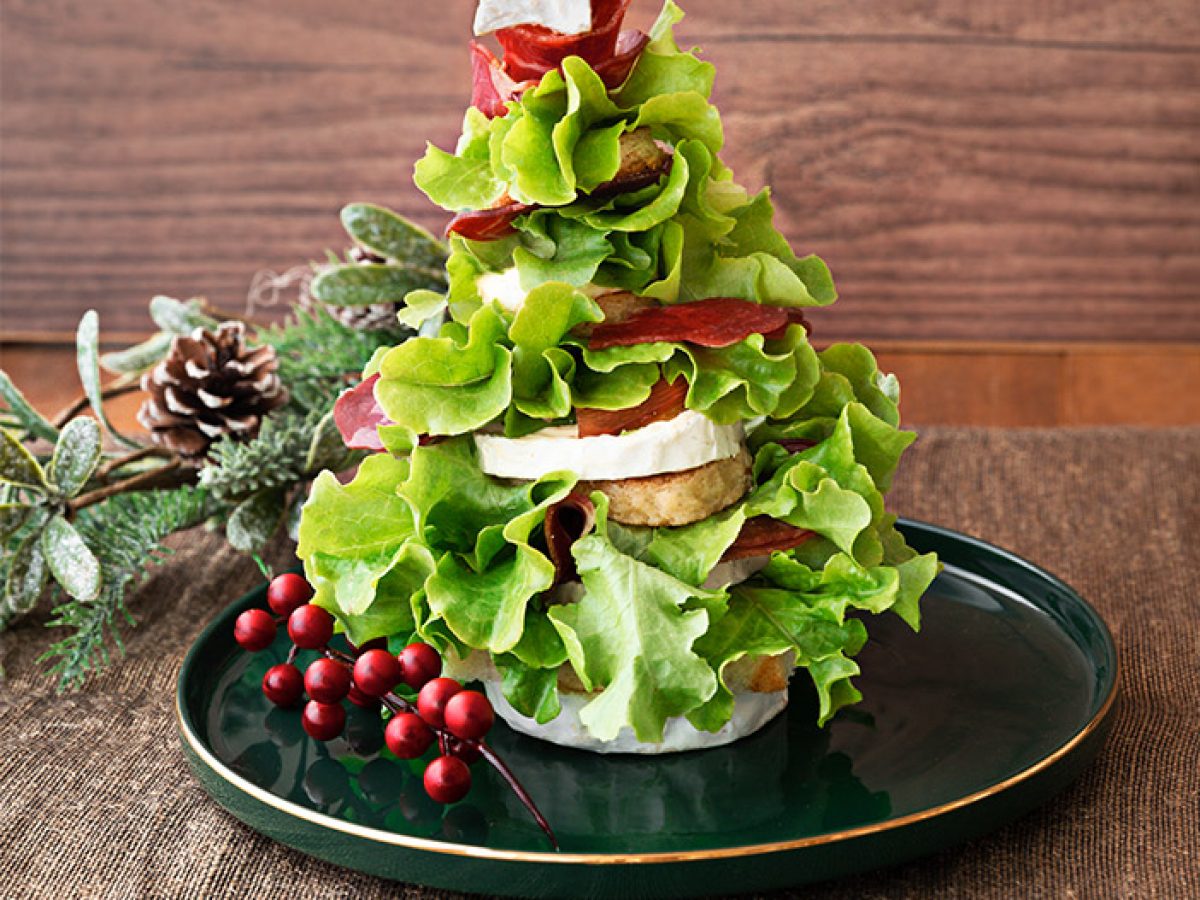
(297, 0, 939, 756)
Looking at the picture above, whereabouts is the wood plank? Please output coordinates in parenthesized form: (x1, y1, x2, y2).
(4, 341, 1198, 429)
(1, 0, 1198, 342)
(1061, 348, 1200, 425)
(873, 348, 1064, 427)
(667, 0, 1200, 46)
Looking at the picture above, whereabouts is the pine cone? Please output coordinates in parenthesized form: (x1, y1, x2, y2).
(137, 322, 287, 459)
(301, 246, 405, 332)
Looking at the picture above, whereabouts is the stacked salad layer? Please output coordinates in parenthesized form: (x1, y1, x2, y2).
(298, 0, 939, 745)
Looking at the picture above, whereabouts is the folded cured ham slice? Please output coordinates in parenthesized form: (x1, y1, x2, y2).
(721, 516, 815, 561)
(576, 378, 688, 437)
(333, 373, 389, 451)
(587, 297, 800, 350)
(446, 197, 534, 240)
(544, 492, 597, 585)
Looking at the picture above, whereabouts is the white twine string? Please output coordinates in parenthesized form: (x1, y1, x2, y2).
(245, 265, 321, 318)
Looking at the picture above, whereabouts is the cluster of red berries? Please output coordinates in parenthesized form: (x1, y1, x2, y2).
(233, 572, 496, 805)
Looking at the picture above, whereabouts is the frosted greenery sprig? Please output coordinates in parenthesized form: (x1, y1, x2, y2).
(0, 203, 444, 689)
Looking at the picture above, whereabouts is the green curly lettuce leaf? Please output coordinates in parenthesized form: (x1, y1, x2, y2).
(513, 212, 614, 289)
(509, 283, 602, 420)
(413, 108, 506, 211)
(406, 439, 576, 654)
(548, 495, 722, 742)
(374, 305, 513, 435)
(299, 453, 425, 645)
(613, 1, 714, 105)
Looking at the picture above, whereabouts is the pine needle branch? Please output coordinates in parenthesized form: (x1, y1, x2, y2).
(38, 485, 217, 691)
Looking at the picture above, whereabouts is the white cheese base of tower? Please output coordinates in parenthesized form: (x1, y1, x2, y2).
(484, 682, 789, 755)
(474, 412, 744, 481)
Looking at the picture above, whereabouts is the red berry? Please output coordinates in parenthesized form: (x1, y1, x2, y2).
(266, 573, 313, 617)
(417, 677, 462, 729)
(262, 663, 304, 707)
(353, 649, 403, 698)
(351, 637, 388, 655)
(399, 642, 442, 690)
(234, 609, 276, 652)
(301, 700, 346, 741)
(385, 712, 435, 759)
(443, 690, 494, 741)
(448, 739, 482, 765)
(304, 658, 351, 704)
(347, 684, 381, 710)
(424, 755, 471, 804)
(288, 604, 334, 649)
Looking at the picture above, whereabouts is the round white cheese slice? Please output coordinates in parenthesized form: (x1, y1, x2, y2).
(476, 268, 527, 313)
(476, 267, 614, 314)
(486, 681, 788, 754)
(474, 411, 744, 481)
(474, 0, 592, 37)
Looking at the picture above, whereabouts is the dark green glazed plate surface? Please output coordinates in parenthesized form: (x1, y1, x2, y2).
(177, 520, 1118, 898)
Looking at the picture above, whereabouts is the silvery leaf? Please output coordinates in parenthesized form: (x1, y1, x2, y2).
(41, 515, 102, 602)
(48, 418, 102, 497)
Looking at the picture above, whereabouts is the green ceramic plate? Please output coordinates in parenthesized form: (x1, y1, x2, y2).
(178, 520, 1117, 898)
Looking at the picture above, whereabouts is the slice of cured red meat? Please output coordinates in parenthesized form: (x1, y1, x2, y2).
(496, 0, 631, 80)
(446, 199, 534, 240)
(591, 29, 650, 89)
(470, 40, 536, 117)
(587, 298, 794, 350)
(763, 307, 813, 340)
(576, 378, 688, 437)
(774, 437, 817, 454)
(334, 374, 392, 451)
(544, 492, 597, 585)
(721, 517, 815, 562)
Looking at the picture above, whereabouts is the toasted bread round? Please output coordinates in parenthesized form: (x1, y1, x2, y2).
(581, 446, 753, 526)
(590, 127, 672, 197)
(572, 290, 657, 340)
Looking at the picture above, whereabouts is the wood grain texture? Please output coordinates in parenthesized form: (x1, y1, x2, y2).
(1, 0, 1198, 341)
(5, 342, 1198, 429)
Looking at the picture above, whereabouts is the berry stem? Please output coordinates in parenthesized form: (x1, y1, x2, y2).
(252, 553, 274, 582)
(476, 741, 559, 851)
(321, 646, 559, 849)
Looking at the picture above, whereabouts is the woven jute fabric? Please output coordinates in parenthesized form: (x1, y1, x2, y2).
(1, 427, 1198, 899)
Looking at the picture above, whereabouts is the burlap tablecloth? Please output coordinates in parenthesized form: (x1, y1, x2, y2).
(2, 427, 1198, 899)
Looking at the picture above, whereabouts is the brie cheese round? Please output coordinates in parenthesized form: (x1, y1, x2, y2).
(474, 411, 745, 481)
(473, 0, 592, 37)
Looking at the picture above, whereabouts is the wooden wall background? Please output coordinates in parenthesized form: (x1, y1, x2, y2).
(1, 0, 1199, 424)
